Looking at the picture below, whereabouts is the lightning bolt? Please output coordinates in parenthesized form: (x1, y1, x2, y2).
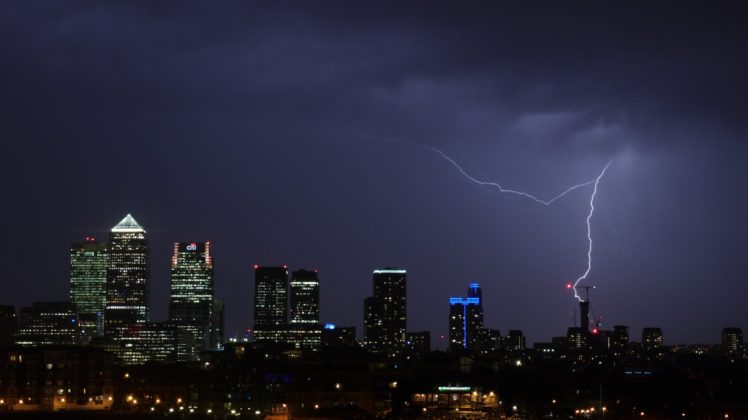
(572, 160, 612, 302)
(365, 135, 612, 302)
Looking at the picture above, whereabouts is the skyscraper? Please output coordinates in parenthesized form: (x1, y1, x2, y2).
(290, 269, 320, 324)
(69, 236, 107, 339)
(168, 242, 215, 355)
(363, 268, 407, 357)
(253, 266, 288, 342)
(448, 283, 484, 352)
(287, 269, 321, 350)
(104, 214, 149, 336)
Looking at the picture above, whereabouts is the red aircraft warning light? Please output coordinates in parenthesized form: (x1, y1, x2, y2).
(566, 283, 573, 289)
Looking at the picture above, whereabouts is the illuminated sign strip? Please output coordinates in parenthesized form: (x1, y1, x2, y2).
(438, 386, 471, 392)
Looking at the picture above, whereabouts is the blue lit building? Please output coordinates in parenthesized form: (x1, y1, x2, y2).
(448, 283, 485, 352)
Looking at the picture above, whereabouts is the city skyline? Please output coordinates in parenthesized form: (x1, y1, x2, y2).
(2, 2, 748, 346)
(3, 212, 742, 350)
(1, 213, 742, 352)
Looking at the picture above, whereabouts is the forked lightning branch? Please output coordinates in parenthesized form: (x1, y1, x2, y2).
(369, 135, 612, 303)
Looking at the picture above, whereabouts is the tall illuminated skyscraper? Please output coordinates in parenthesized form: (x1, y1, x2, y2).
(70, 236, 108, 338)
(168, 242, 215, 354)
(286, 269, 321, 350)
(363, 268, 407, 357)
(104, 214, 149, 336)
(253, 265, 288, 342)
(290, 269, 320, 324)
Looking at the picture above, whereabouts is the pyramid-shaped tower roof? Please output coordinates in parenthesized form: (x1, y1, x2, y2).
(111, 213, 145, 232)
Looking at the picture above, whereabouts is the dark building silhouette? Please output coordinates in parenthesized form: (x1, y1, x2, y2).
(104, 214, 149, 336)
(321, 324, 357, 349)
(479, 328, 502, 354)
(363, 268, 407, 357)
(642, 327, 664, 360)
(504, 330, 526, 352)
(211, 297, 225, 350)
(406, 331, 430, 355)
(253, 266, 289, 343)
(721, 327, 744, 358)
(168, 241, 216, 356)
(15, 302, 81, 347)
(0, 305, 17, 347)
(0, 346, 114, 411)
(612, 325, 630, 357)
(363, 296, 384, 352)
(579, 300, 590, 332)
(69, 237, 107, 340)
(567, 327, 589, 351)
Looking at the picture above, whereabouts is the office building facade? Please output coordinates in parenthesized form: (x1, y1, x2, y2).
(253, 266, 289, 342)
(168, 241, 215, 355)
(363, 268, 407, 357)
(15, 302, 81, 347)
(104, 214, 149, 336)
(69, 237, 107, 339)
(287, 269, 322, 350)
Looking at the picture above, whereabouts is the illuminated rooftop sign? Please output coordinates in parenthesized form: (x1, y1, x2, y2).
(373, 269, 406, 274)
(437, 386, 471, 392)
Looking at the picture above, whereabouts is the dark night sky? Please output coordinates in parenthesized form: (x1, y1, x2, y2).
(2, 2, 747, 347)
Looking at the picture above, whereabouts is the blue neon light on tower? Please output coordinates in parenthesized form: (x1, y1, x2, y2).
(448, 283, 484, 352)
